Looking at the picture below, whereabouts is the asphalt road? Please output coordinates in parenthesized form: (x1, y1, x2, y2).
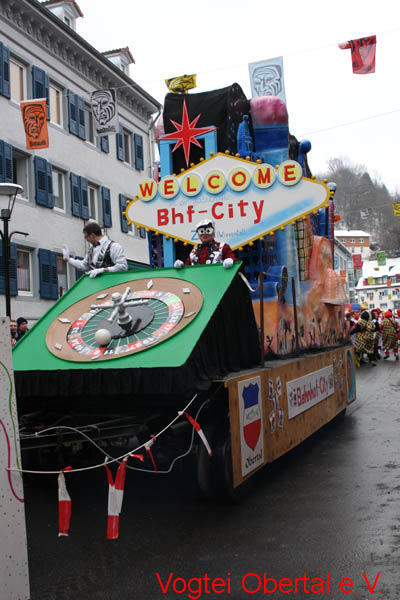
(24, 359, 400, 600)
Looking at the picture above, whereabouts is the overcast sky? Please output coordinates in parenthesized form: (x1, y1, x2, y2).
(76, 0, 400, 194)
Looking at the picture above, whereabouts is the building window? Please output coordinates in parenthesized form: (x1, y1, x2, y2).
(350, 238, 355, 243)
(85, 106, 95, 144)
(9, 57, 26, 102)
(342, 238, 346, 243)
(57, 254, 68, 296)
(88, 184, 98, 220)
(64, 16, 70, 26)
(381, 303, 387, 309)
(359, 238, 364, 243)
(17, 249, 32, 295)
(12, 149, 29, 197)
(49, 83, 63, 125)
(123, 129, 132, 165)
(52, 168, 65, 211)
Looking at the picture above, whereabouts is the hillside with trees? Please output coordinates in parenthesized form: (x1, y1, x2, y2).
(316, 158, 400, 257)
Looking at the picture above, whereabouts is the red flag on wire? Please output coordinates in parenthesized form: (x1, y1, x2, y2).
(184, 412, 212, 456)
(105, 458, 128, 540)
(338, 36, 376, 74)
(58, 467, 72, 536)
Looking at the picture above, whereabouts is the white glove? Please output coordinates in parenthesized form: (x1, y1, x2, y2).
(62, 246, 70, 261)
(223, 258, 234, 269)
(88, 268, 104, 278)
(174, 260, 184, 269)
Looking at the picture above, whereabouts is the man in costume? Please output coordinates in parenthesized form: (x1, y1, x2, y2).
(353, 310, 377, 367)
(63, 221, 128, 278)
(382, 310, 399, 360)
(174, 219, 237, 269)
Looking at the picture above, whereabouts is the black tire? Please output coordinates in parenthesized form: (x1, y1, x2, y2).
(196, 416, 253, 503)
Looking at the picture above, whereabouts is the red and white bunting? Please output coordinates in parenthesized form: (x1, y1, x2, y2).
(105, 458, 128, 540)
(58, 467, 72, 537)
(145, 437, 158, 472)
(183, 412, 212, 456)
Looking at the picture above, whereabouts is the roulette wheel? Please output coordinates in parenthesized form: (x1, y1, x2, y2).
(45, 276, 203, 362)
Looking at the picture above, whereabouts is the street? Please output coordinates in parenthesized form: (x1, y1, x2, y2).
(24, 359, 400, 600)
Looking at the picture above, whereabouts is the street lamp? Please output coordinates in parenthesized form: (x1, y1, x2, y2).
(0, 183, 27, 318)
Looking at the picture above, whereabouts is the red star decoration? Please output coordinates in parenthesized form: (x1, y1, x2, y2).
(160, 98, 216, 167)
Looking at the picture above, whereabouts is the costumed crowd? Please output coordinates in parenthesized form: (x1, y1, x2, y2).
(346, 307, 400, 367)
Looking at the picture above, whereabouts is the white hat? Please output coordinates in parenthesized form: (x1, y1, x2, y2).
(196, 219, 215, 231)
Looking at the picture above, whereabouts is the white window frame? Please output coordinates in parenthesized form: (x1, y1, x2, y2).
(85, 106, 95, 145)
(16, 248, 32, 297)
(12, 148, 29, 201)
(88, 184, 98, 221)
(49, 82, 63, 127)
(359, 238, 364, 243)
(52, 168, 66, 213)
(350, 238, 355, 243)
(9, 56, 26, 103)
(57, 253, 69, 296)
(123, 129, 132, 165)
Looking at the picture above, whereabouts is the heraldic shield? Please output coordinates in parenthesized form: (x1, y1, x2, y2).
(241, 383, 262, 451)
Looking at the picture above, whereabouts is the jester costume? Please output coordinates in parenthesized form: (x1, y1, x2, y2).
(353, 312, 377, 366)
(382, 312, 399, 360)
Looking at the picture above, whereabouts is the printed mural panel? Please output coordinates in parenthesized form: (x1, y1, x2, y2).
(0, 318, 30, 600)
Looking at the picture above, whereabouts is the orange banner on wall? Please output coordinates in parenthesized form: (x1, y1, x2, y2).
(20, 98, 49, 150)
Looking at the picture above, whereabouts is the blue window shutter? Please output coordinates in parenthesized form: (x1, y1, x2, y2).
(1, 43, 10, 99)
(77, 96, 86, 139)
(0, 241, 16, 295)
(44, 72, 50, 119)
(0, 241, 15, 295)
(9, 242, 17, 296)
(67, 90, 78, 136)
(116, 131, 124, 161)
(32, 66, 50, 119)
(134, 133, 144, 170)
(80, 177, 89, 220)
(38, 249, 58, 299)
(100, 135, 109, 153)
(3, 141, 13, 183)
(47, 162, 54, 208)
(102, 187, 112, 228)
(70, 172, 81, 217)
(34, 156, 49, 206)
(119, 194, 129, 233)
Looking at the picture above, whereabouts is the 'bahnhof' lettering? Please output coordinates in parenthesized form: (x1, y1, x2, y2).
(137, 160, 303, 202)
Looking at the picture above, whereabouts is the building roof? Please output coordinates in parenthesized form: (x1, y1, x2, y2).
(102, 47, 135, 64)
(30, 0, 161, 110)
(334, 230, 370, 237)
(334, 238, 352, 258)
(355, 258, 400, 289)
(41, 0, 84, 18)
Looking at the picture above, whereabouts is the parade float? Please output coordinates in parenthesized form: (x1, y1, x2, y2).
(12, 80, 356, 500)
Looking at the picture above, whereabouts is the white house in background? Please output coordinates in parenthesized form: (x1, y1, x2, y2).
(355, 258, 400, 312)
(334, 230, 371, 260)
(333, 238, 354, 302)
(0, 0, 161, 324)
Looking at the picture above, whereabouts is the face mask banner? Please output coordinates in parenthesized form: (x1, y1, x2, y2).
(248, 56, 286, 104)
(91, 88, 119, 136)
(20, 98, 49, 150)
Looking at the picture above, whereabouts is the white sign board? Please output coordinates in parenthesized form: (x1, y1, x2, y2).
(0, 318, 30, 600)
(126, 154, 329, 249)
(238, 376, 264, 477)
(286, 365, 334, 419)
